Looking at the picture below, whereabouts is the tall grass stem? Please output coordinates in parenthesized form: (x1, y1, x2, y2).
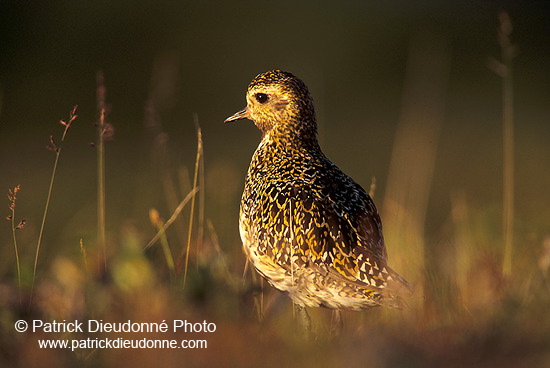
(8, 186, 22, 297)
(183, 125, 202, 287)
(96, 72, 107, 270)
(498, 12, 516, 277)
(32, 106, 78, 300)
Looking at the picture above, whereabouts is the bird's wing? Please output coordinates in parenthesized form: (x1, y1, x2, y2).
(265, 177, 409, 292)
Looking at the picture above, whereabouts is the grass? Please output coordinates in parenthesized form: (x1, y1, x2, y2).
(183, 123, 203, 287)
(149, 208, 176, 280)
(7, 185, 23, 297)
(96, 72, 108, 273)
(31, 105, 78, 300)
(497, 12, 516, 278)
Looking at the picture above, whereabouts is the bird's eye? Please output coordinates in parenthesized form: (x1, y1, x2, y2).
(254, 93, 269, 104)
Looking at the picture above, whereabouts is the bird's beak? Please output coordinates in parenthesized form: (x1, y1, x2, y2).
(224, 108, 249, 123)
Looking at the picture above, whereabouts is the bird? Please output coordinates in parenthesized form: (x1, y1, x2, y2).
(225, 70, 411, 330)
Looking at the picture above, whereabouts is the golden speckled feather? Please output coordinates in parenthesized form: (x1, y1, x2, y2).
(226, 70, 411, 311)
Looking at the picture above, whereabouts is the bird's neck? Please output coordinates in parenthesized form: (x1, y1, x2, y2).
(260, 117, 319, 149)
(248, 129, 324, 181)
(260, 127, 321, 155)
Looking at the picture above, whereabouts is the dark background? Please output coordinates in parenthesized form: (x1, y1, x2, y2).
(1, 1, 548, 255)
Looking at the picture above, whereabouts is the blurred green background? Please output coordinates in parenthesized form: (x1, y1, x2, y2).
(1, 1, 549, 367)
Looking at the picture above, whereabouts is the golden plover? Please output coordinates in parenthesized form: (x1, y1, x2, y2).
(226, 70, 410, 321)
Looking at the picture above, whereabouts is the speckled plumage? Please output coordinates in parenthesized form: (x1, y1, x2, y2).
(226, 70, 410, 311)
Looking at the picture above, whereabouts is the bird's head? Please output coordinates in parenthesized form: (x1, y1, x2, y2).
(225, 70, 317, 140)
